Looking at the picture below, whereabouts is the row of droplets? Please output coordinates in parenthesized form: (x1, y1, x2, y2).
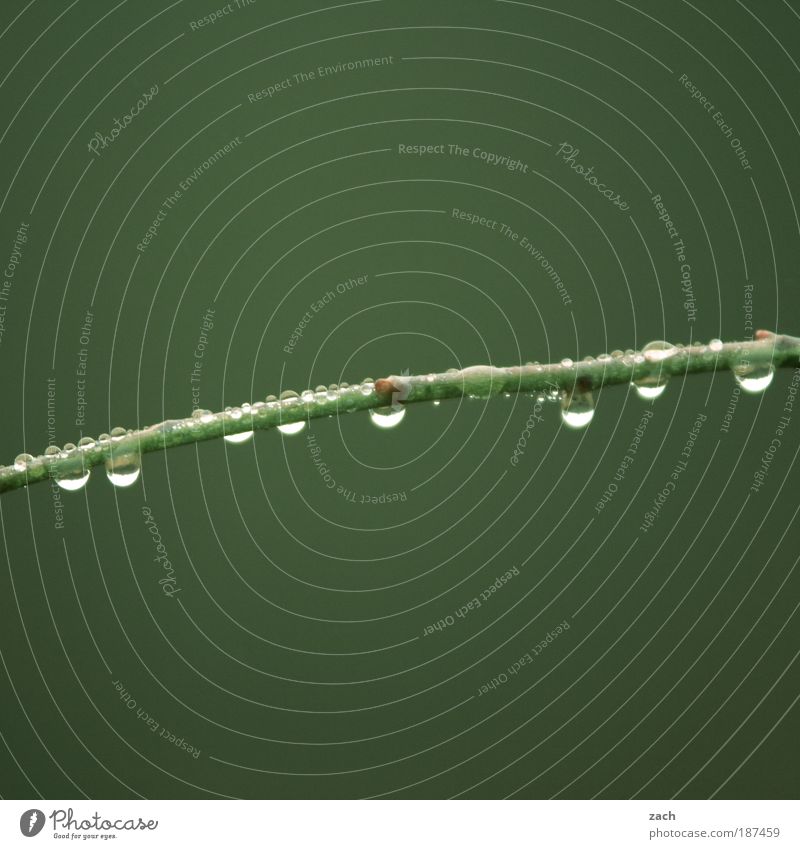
(11, 341, 775, 487)
(12, 381, 405, 491)
(556, 339, 774, 428)
(13, 427, 142, 491)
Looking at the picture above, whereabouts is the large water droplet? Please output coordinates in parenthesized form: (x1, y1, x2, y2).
(560, 388, 594, 429)
(633, 340, 676, 400)
(277, 421, 305, 435)
(733, 361, 774, 394)
(223, 431, 254, 444)
(110, 426, 127, 439)
(56, 468, 91, 491)
(633, 381, 667, 400)
(369, 406, 406, 429)
(105, 449, 141, 487)
(13, 453, 34, 472)
(277, 390, 305, 434)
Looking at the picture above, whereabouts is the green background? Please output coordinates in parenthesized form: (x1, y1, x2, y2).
(0, 0, 798, 799)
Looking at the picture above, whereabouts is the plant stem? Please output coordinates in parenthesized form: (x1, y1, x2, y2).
(2, 330, 798, 495)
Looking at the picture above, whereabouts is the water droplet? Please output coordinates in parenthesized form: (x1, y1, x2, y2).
(633, 381, 668, 400)
(277, 391, 305, 434)
(98, 433, 111, 443)
(634, 341, 676, 399)
(277, 420, 305, 435)
(360, 379, 375, 396)
(433, 400, 441, 406)
(611, 349, 624, 359)
(642, 340, 677, 363)
(560, 358, 574, 368)
(560, 389, 594, 429)
(105, 449, 141, 487)
(13, 453, 34, 471)
(223, 430, 254, 444)
(326, 384, 339, 401)
(44, 445, 60, 457)
(56, 467, 90, 491)
(110, 426, 127, 439)
(709, 338, 723, 352)
(369, 406, 406, 429)
(598, 353, 612, 363)
(733, 361, 774, 394)
(78, 436, 95, 450)
(301, 389, 315, 404)
(63, 443, 77, 452)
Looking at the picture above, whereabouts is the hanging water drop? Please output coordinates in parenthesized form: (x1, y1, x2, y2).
(733, 360, 775, 394)
(560, 387, 594, 429)
(633, 340, 676, 400)
(223, 430, 253, 444)
(633, 380, 668, 400)
(105, 447, 141, 487)
(277, 390, 306, 435)
(369, 406, 406, 429)
(56, 466, 91, 491)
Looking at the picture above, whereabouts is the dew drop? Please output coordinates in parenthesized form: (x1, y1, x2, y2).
(733, 361, 774, 394)
(13, 453, 34, 471)
(277, 391, 305, 434)
(277, 421, 305, 435)
(110, 426, 127, 439)
(223, 430, 254, 444)
(105, 449, 141, 487)
(327, 384, 339, 401)
(433, 400, 441, 406)
(642, 340, 677, 363)
(634, 340, 676, 399)
(369, 406, 406, 429)
(56, 468, 91, 491)
(44, 445, 60, 457)
(560, 358, 574, 368)
(709, 338, 723, 353)
(633, 381, 668, 400)
(78, 436, 95, 450)
(301, 389, 315, 404)
(360, 378, 375, 396)
(560, 389, 594, 429)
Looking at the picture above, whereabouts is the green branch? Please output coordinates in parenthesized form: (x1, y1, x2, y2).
(2, 330, 798, 495)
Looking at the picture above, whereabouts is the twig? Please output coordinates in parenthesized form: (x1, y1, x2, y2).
(2, 330, 797, 495)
